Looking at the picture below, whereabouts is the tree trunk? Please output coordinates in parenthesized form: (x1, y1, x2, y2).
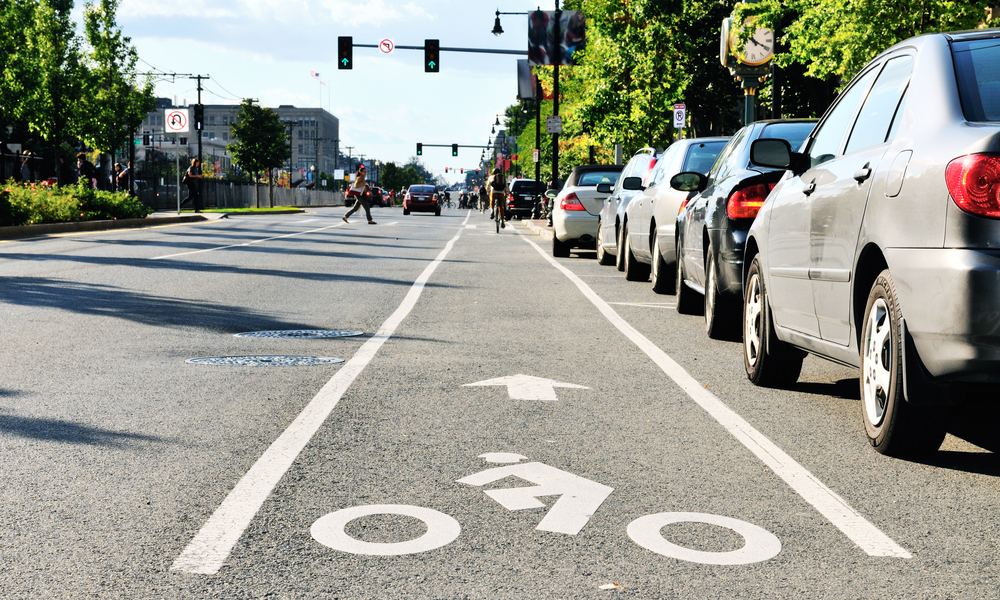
(254, 173, 260, 209)
(268, 168, 274, 208)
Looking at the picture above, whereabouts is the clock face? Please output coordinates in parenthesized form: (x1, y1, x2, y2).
(738, 26, 774, 66)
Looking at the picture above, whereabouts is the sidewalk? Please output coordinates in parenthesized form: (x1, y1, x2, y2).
(521, 218, 554, 241)
(0, 211, 227, 240)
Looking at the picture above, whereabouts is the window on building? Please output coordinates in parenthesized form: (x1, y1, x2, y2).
(209, 116, 215, 125)
(298, 144, 303, 154)
(223, 132, 229, 141)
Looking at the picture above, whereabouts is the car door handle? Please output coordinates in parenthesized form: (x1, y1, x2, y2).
(803, 179, 816, 196)
(854, 162, 872, 183)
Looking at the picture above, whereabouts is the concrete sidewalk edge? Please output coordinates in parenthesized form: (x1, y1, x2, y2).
(0, 213, 225, 240)
(522, 219, 554, 241)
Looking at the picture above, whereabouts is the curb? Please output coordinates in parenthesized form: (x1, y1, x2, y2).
(0, 213, 223, 240)
(522, 219, 555, 241)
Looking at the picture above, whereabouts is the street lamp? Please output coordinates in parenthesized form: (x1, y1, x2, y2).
(492, 10, 504, 36)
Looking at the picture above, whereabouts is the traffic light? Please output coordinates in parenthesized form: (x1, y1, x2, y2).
(142, 133, 150, 145)
(451, 143, 458, 156)
(416, 143, 423, 156)
(194, 104, 204, 131)
(338, 37, 353, 69)
(444, 167, 448, 173)
(424, 39, 440, 73)
(460, 168, 464, 174)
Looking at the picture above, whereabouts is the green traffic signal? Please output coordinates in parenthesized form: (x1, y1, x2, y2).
(452, 144, 458, 156)
(338, 37, 353, 70)
(416, 143, 423, 156)
(424, 39, 440, 73)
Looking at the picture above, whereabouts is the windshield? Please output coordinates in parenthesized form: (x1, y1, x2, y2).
(759, 122, 816, 153)
(953, 38, 1000, 122)
(682, 141, 728, 175)
(410, 185, 435, 193)
(511, 181, 538, 192)
(578, 171, 621, 186)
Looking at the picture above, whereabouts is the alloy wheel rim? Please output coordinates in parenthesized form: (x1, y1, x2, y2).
(863, 298, 892, 427)
(744, 273, 763, 366)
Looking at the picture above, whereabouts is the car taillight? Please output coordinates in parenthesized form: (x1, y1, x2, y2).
(560, 192, 586, 211)
(946, 153, 1000, 218)
(678, 199, 689, 214)
(726, 183, 774, 219)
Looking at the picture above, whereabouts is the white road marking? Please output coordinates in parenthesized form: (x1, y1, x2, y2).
(151, 222, 347, 260)
(296, 219, 320, 224)
(171, 211, 473, 575)
(479, 452, 528, 464)
(516, 231, 912, 559)
(457, 460, 614, 535)
(463, 374, 589, 401)
(380, 221, 400, 227)
(608, 302, 677, 309)
(627, 513, 782, 565)
(311, 505, 461, 556)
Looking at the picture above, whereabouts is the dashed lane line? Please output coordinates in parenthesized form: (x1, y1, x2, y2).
(516, 230, 912, 559)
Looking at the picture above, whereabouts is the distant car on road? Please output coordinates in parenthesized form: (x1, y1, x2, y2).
(744, 30, 1000, 456)
(551, 165, 624, 257)
(506, 179, 541, 220)
(403, 184, 440, 216)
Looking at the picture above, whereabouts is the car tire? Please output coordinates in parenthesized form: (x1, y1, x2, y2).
(615, 223, 626, 272)
(596, 222, 614, 265)
(675, 241, 701, 315)
(650, 235, 676, 295)
(743, 256, 804, 387)
(403, 208, 410, 215)
(860, 269, 947, 456)
(705, 249, 739, 340)
(435, 208, 441, 216)
(623, 223, 650, 282)
(553, 236, 571, 258)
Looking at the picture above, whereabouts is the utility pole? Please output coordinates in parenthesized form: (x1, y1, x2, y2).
(551, 0, 561, 192)
(190, 75, 209, 207)
(345, 146, 355, 183)
(284, 119, 298, 187)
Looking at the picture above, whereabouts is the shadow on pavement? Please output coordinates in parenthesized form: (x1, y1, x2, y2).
(791, 378, 860, 401)
(0, 412, 165, 447)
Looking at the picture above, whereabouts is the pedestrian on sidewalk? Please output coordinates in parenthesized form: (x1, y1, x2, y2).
(342, 163, 376, 224)
(184, 159, 203, 212)
(77, 153, 97, 189)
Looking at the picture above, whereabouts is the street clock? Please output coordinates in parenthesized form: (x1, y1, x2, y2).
(720, 17, 774, 68)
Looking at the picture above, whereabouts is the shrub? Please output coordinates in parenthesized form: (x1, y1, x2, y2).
(1, 181, 151, 226)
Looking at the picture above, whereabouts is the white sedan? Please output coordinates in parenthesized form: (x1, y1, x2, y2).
(551, 165, 623, 257)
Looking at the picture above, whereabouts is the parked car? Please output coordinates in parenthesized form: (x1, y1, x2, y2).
(620, 137, 730, 291)
(672, 119, 815, 339)
(403, 184, 440, 216)
(743, 30, 1000, 456)
(551, 165, 624, 257)
(595, 149, 657, 269)
(506, 179, 541, 220)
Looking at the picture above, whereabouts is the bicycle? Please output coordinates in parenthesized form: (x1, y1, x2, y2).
(492, 194, 505, 233)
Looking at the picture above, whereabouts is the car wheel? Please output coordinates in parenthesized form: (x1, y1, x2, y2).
(705, 249, 739, 340)
(744, 256, 804, 387)
(553, 235, 571, 258)
(650, 235, 676, 294)
(596, 222, 613, 265)
(403, 208, 410, 215)
(675, 241, 701, 315)
(860, 269, 947, 456)
(615, 223, 626, 272)
(623, 223, 650, 282)
(435, 208, 441, 216)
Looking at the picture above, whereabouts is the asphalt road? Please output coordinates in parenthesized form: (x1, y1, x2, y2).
(1, 205, 999, 599)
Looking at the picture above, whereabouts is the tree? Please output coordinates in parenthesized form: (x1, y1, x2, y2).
(228, 99, 290, 207)
(79, 0, 155, 160)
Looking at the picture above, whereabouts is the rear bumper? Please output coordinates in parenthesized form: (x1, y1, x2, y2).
(405, 200, 438, 212)
(886, 248, 1000, 383)
(553, 209, 598, 243)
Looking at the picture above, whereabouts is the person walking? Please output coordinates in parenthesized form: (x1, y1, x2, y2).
(77, 153, 98, 189)
(184, 158, 203, 212)
(342, 164, 376, 224)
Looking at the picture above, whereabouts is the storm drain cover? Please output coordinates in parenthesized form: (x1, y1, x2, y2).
(234, 330, 364, 339)
(186, 355, 345, 367)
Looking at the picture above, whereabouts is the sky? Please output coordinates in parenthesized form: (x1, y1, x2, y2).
(114, 0, 546, 184)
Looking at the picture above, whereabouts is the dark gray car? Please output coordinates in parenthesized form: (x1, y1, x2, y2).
(744, 30, 1000, 456)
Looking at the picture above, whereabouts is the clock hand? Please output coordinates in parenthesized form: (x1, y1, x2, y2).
(749, 37, 763, 47)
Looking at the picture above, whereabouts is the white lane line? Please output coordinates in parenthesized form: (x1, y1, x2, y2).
(172, 211, 473, 575)
(296, 219, 320, 224)
(517, 232, 911, 559)
(151, 222, 347, 260)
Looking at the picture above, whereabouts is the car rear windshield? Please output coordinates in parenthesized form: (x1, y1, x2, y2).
(410, 185, 435, 193)
(682, 141, 728, 175)
(759, 122, 816, 153)
(952, 38, 1000, 122)
(510, 181, 538, 192)
(577, 171, 620, 186)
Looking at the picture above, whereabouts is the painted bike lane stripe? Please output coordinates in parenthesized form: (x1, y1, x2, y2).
(516, 230, 911, 559)
(172, 211, 473, 575)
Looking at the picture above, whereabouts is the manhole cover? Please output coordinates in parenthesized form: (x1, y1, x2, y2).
(186, 356, 345, 367)
(234, 330, 364, 339)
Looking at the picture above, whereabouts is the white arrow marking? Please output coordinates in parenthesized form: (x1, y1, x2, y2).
(463, 374, 589, 401)
(457, 461, 613, 535)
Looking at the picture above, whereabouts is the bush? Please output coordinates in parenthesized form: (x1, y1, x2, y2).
(1, 181, 151, 227)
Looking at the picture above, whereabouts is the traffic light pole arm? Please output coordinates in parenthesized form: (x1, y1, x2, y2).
(419, 144, 493, 149)
(353, 44, 526, 56)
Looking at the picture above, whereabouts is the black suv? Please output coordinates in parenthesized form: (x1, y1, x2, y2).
(507, 179, 540, 219)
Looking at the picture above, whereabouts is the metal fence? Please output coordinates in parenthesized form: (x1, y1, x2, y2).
(138, 179, 345, 211)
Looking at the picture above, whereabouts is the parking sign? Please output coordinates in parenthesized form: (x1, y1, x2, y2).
(673, 104, 686, 129)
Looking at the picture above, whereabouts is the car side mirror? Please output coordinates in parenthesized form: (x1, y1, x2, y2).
(749, 138, 793, 170)
(669, 172, 706, 193)
(622, 176, 644, 191)
(596, 182, 613, 194)
(545, 189, 559, 199)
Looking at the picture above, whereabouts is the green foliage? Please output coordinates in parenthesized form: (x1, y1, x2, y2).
(380, 162, 423, 192)
(228, 99, 290, 182)
(1, 180, 149, 226)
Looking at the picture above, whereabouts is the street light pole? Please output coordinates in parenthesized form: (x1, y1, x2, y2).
(551, 0, 561, 192)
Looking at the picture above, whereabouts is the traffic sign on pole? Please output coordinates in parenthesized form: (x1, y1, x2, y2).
(673, 104, 686, 129)
(165, 108, 189, 133)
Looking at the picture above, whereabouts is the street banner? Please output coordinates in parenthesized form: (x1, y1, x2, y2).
(528, 10, 586, 66)
(517, 60, 535, 100)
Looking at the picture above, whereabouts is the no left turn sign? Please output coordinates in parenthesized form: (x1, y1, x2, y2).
(380, 39, 394, 54)
(165, 109, 190, 133)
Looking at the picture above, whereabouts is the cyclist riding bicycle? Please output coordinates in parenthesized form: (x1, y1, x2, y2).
(488, 167, 507, 228)
(478, 185, 489, 212)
